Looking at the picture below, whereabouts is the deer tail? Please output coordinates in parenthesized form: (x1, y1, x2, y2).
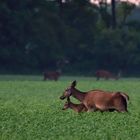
(120, 92, 129, 102)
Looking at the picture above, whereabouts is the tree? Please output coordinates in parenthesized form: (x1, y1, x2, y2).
(117, 1, 136, 27)
(111, 0, 116, 28)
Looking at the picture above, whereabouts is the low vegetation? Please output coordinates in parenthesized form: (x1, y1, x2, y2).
(0, 75, 140, 140)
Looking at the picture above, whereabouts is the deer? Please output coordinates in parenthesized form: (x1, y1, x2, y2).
(43, 58, 69, 81)
(62, 97, 88, 113)
(95, 70, 121, 80)
(62, 97, 120, 113)
(43, 69, 61, 81)
(60, 80, 129, 112)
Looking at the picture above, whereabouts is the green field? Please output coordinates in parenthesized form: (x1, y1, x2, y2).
(0, 75, 140, 140)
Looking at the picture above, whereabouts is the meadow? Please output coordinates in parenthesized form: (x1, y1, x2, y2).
(0, 75, 140, 140)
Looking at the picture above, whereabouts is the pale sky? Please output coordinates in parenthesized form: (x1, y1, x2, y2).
(91, 0, 140, 5)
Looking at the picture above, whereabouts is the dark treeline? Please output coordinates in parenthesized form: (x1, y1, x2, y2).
(0, 0, 140, 76)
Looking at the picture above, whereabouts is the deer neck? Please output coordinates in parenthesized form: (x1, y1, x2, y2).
(71, 88, 86, 102)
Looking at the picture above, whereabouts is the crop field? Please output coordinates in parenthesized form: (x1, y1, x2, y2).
(0, 75, 140, 140)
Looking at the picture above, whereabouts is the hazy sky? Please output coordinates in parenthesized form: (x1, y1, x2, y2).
(91, 0, 140, 5)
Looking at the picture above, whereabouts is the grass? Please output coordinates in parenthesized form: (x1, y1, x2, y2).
(0, 75, 140, 140)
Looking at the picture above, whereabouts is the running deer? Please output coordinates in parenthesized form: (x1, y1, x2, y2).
(60, 80, 129, 112)
(62, 97, 88, 113)
(95, 70, 121, 80)
(43, 70, 61, 81)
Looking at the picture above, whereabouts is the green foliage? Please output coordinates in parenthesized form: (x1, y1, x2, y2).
(0, 75, 140, 140)
(0, 0, 140, 75)
(94, 28, 140, 71)
(117, 1, 136, 26)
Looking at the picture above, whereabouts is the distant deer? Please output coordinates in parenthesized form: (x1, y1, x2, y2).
(95, 70, 121, 80)
(43, 69, 61, 81)
(62, 97, 88, 113)
(60, 80, 129, 112)
(43, 58, 69, 81)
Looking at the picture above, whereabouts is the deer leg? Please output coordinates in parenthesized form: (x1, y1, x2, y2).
(87, 105, 97, 112)
(43, 76, 46, 81)
(96, 77, 100, 81)
(105, 77, 109, 80)
(117, 108, 128, 113)
(115, 105, 128, 113)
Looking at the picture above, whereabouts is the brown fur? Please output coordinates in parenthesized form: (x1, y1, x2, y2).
(62, 97, 88, 113)
(95, 70, 119, 80)
(60, 81, 129, 112)
(43, 70, 61, 81)
(120, 92, 129, 102)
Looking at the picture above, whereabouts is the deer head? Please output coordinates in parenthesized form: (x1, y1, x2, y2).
(60, 80, 77, 100)
(62, 97, 71, 110)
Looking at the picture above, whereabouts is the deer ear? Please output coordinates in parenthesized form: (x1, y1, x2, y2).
(71, 80, 77, 87)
